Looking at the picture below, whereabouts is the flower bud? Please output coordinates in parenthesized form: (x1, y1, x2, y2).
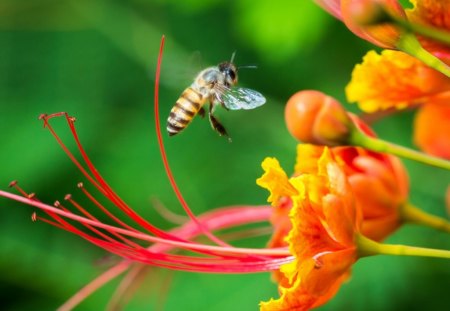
(285, 90, 355, 146)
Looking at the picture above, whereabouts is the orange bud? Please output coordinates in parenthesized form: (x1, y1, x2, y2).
(285, 90, 355, 146)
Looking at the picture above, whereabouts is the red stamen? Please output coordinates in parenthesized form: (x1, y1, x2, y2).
(153, 35, 229, 247)
(40, 113, 189, 244)
(2, 190, 289, 263)
(9, 181, 29, 198)
(64, 192, 143, 249)
(77, 182, 139, 233)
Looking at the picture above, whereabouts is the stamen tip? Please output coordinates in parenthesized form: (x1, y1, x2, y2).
(38, 113, 47, 120)
(8, 180, 17, 188)
(64, 194, 72, 201)
(77, 182, 84, 188)
(28, 193, 36, 200)
(54, 200, 61, 207)
(31, 212, 37, 222)
(313, 258, 323, 269)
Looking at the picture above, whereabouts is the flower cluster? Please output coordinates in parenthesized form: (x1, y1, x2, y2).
(257, 148, 360, 310)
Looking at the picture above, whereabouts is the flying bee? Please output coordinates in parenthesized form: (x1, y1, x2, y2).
(167, 53, 266, 140)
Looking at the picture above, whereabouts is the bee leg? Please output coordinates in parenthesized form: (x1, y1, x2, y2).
(221, 103, 230, 111)
(208, 104, 231, 142)
(198, 106, 206, 118)
(214, 93, 229, 111)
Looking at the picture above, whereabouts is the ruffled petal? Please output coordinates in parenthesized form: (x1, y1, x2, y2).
(346, 50, 450, 112)
(257, 157, 298, 205)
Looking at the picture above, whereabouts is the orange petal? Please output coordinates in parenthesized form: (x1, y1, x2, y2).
(302, 248, 356, 295)
(414, 100, 450, 159)
(407, 0, 450, 31)
(341, 0, 406, 49)
(349, 174, 399, 217)
(407, 0, 450, 64)
(322, 193, 357, 246)
(288, 179, 343, 259)
(361, 214, 401, 241)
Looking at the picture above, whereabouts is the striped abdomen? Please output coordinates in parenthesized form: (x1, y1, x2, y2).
(167, 87, 204, 136)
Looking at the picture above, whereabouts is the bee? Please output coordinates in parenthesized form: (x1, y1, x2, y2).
(167, 53, 266, 140)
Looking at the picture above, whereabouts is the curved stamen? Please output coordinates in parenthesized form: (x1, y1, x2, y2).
(153, 35, 230, 247)
(1, 190, 289, 260)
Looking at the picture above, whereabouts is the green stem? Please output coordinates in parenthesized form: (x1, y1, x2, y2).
(357, 234, 450, 259)
(396, 33, 450, 78)
(401, 203, 450, 233)
(349, 129, 450, 171)
(393, 16, 450, 47)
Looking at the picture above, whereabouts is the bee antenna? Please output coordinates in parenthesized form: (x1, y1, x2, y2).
(230, 51, 236, 63)
(238, 65, 258, 70)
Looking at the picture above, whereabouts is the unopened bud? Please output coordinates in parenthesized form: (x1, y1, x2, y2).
(285, 90, 355, 146)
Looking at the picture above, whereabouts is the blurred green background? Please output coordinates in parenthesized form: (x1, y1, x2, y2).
(0, 0, 449, 310)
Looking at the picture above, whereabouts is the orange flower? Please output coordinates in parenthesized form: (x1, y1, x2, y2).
(315, 0, 406, 48)
(346, 50, 450, 112)
(294, 141, 409, 242)
(346, 49, 450, 158)
(257, 148, 360, 310)
(332, 145, 409, 241)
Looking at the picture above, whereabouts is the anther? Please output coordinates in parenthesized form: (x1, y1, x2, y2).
(77, 182, 84, 188)
(313, 253, 324, 269)
(8, 180, 17, 188)
(31, 212, 37, 222)
(38, 113, 48, 120)
(54, 200, 61, 207)
(28, 193, 36, 200)
(64, 194, 72, 201)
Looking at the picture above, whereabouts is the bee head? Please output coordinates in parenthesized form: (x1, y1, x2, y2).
(218, 62, 238, 87)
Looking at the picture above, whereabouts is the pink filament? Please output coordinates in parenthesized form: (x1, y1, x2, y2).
(1, 190, 291, 271)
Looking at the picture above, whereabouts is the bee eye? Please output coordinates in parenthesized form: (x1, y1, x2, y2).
(228, 69, 236, 81)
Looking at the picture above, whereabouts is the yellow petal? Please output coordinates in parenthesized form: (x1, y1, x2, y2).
(257, 157, 298, 205)
(346, 50, 450, 112)
(294, 144, 324, 175)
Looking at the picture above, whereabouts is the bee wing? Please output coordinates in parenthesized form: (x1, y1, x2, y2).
(217, 87, 266, 110)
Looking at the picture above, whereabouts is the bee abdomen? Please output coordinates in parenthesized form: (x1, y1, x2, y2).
(167, 87, 203, 136)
